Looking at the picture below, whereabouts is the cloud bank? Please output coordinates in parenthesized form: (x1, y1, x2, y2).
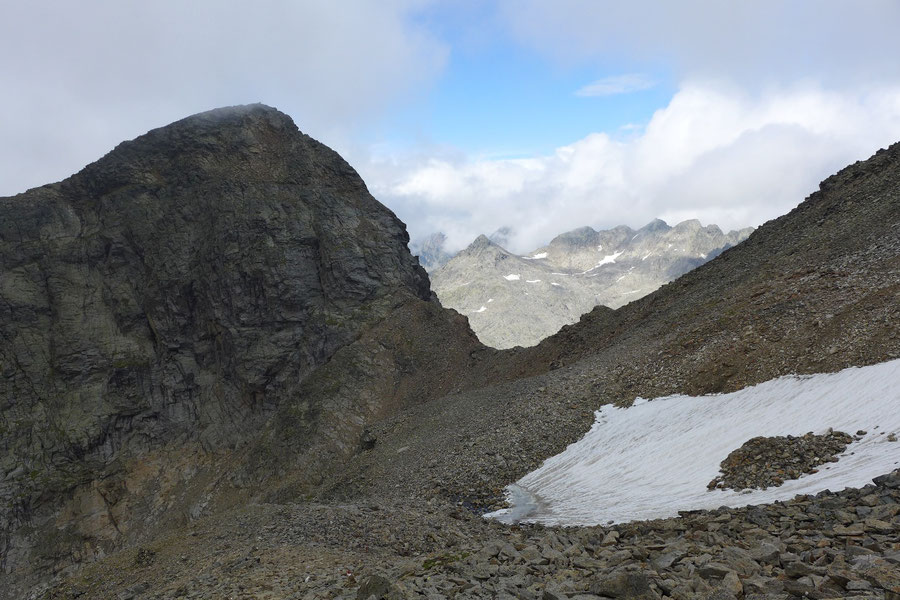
(369, 82, 900, 254)
(0, 0, 445, 196)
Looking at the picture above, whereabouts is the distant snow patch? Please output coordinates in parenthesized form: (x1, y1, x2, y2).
(642, 252, 653, 261)
(526, 279, 541, 284)
(597, 245, 602, 251)
(503, 274, 521, 281)
(622, 289, 641, 295)
(616, 274, 629, 282)
(488, 359, 900, 526)
(473, 306, 487, 313)
(700, 253, 707, 259)
(551, 282, 561, 287)
(523, 252, 548, 260)
(487, 298, 494, 303)
(596, 250, 623, 267)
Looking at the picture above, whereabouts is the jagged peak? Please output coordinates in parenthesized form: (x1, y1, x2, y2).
(639, 218, 671, 233)
(672, 218, 703, 231)
(463, 234, 504, 253)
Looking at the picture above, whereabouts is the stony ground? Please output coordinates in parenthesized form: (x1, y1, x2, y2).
(39, 470, 900, 599)
(707, 431, 856, 492)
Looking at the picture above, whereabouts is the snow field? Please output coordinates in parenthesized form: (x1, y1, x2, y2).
(488, 359, 900, 526)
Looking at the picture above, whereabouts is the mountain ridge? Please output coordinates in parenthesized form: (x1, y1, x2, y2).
(432, 218, 753, 348)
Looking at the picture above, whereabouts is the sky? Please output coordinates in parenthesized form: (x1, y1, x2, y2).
(3, 1, 900, 254)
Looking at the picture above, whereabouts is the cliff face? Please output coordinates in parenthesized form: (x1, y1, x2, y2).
(0, 105, 482, 594)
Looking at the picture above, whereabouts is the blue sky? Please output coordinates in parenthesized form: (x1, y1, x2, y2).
(380, 4, 675, 157)
(3, 1, 900, 252)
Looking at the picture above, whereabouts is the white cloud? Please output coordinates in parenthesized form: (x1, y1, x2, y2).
(0, 0, 446, 196)
(575, 74, 656, 97)
(498, 0, 900, 87)
(367, 82, 900, 254)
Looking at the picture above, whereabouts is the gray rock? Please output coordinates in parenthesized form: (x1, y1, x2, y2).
(0, 104, 478, 597)
(590, 571, 660, 599)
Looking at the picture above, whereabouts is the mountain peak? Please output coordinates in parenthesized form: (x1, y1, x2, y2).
(639, 218, 671, 232)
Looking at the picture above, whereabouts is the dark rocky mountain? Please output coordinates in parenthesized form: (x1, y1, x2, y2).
(3, 108, 899, 599)
(432, 219, 752, 348)
(0, 105, 489, 597)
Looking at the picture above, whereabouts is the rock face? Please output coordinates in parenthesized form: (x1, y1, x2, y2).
(0, 105, 485, 596)
(432, 219, 752, 348)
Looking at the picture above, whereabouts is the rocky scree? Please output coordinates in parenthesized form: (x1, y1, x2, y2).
(707, 431, 855, 492)
(38, 470, 900, 600)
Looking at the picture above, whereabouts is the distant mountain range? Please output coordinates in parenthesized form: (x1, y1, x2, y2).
(428, 219, 754, 348)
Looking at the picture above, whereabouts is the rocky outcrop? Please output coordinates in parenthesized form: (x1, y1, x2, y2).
(0, 105, 483, 596)
(432, 219, 752, 349)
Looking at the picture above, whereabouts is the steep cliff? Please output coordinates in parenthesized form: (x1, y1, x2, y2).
(0, 105, 484, 595)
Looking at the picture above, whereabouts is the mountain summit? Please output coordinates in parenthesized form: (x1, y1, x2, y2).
(0, 105, 485, 596)
(432, 219, 752, 348)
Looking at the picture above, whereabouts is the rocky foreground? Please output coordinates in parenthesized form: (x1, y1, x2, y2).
(40, 470, 900, 599)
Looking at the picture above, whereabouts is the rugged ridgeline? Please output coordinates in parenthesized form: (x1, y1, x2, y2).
(432, 220, 752, 348)
(0, 105, 490, 597)
(7, 111, 900, 600)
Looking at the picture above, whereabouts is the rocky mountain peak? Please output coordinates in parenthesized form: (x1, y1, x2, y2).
(639, 218, 671, 233)
(1, 105, 468, 593)
(432, 218, 754, 348)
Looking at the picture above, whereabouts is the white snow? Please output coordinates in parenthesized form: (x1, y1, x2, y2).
(596, 250, 623, 266)
(487, 360, 900, 526)
(550, 272, 570, 276)
(615, 274, 629, 282)
(503, 274, 521, 281)
(700, 253, 707, 259)
(524, 252, 548, 260)
(487, 298, 494, 303)
(622, 289, 642, 295)
(642, 252, 653, 261)
(551, 282, 561, 287)
(631, 234, 640, 241)
(473, 306, 487, 313)
(579, 250, 625, 275)
(597, 245, 602, 251)
(526, 279, 541, 284)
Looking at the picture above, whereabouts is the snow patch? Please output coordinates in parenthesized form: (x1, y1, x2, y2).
(472, 306, 487, 313)
(700, 253, 707, 259)
(622, 289, 642, 295)
(487, 298, 494, 303)
(596, 250, 624, 266)
(503, 274, 521, 281)
(642, 252, 653, 261)
(487, 360, 900, 526)
(551, 282, 561, 287)
(523, 252, 548, 260)
(526, 279, 541, 284)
